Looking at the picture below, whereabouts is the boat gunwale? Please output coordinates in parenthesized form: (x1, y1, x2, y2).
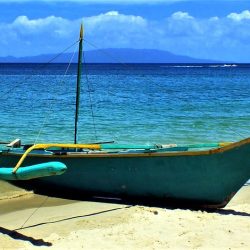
(1, 137, 249, 159)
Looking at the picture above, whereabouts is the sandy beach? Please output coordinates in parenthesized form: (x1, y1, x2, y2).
(0, 180, 249, 250)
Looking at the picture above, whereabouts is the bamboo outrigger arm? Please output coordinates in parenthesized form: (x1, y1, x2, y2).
(12, 143, 101, 174)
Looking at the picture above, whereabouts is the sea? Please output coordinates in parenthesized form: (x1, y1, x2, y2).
(0, 63, 249, 146)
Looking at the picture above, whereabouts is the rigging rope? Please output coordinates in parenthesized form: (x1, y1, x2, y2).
(83, 38, 131, 67)
(85, 38, 248, 140)
(33, 43, 78, 144)
(1, 36, 246, 144)
(0, 40, 79, 100)
(16, 196, 49, 231)
(82, 51, 98, 141)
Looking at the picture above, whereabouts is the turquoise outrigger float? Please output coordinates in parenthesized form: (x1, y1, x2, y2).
(0, 25, 249, 208)
(0, 162, 67, 180)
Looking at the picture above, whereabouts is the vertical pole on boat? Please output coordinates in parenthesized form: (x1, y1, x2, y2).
(74, 24, 84, 144)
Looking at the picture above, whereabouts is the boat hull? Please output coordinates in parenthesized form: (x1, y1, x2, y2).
(1, 138, 250, 208)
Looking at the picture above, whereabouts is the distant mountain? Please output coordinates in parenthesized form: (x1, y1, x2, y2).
(0, 48, 219, 63)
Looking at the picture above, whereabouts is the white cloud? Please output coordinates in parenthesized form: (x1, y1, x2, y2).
(105, 11, 119, 16)
(0, 10, 250, 62)
(85, 10, 146, 25)
(13, 15, 68, 30)
(83, 11, 148, 49)
(10, 15, 73, 39)
(209, 16, 219, 21)
(0, 12, 148, 56)
(171, 11, 194, 20)
(0, 15, 77, 56)
(227, 10, 250, 21)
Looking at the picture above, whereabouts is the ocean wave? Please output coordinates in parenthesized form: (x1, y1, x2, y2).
(160, 65, 204, 68)
(160, 64, 238, 68)
(209, 64, 238, 68)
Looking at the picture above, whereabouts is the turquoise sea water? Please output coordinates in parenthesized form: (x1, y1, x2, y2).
(0, 63, 249, 145)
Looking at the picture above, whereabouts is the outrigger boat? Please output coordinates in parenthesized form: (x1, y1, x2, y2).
(0, 25, 249, 208)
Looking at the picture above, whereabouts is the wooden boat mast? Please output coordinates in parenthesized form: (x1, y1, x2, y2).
(74, 24, 83, 144)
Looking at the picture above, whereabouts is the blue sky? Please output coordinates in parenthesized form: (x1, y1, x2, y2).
(0, 0, 249, 62)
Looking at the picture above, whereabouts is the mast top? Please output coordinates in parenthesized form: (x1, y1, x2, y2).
(79, 23, 84, 40)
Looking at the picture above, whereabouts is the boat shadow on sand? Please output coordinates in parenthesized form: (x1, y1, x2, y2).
(0, 226, 52, 247)
(1, 182, 249, 246)
(1, 207, 130, 247)
(13, 181, 250, 218)
(2, 194, 249, 248)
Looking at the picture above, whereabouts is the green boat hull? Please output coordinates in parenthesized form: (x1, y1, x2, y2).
(0, 138, 250, 208)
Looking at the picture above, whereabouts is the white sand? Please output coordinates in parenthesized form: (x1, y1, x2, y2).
(0, 182, 249, 250)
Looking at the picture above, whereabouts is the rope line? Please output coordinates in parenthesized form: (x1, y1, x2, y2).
(84, 39, 247, 140)
(83, 38, 131, 68)
(33, 43, 78, 144)
(0, 40, 79, 100)
(17, 196, 49, 231)
(83, 51, 98, 141)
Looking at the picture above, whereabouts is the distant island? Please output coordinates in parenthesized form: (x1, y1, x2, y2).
(0, 48, 219, 63)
